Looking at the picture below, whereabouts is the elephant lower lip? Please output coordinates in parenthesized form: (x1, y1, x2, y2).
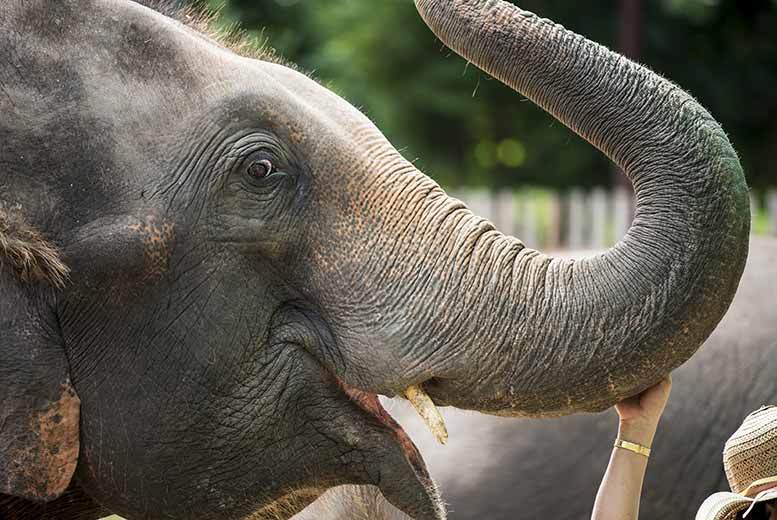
(336, 378, 428, 476)
(334, 378, 445, 519)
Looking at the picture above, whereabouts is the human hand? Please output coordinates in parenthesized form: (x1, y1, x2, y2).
(615, 376, 672, 447)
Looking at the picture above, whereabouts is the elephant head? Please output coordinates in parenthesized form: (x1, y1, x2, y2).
(0, 0, 749, 519)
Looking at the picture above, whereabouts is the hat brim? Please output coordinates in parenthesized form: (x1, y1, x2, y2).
(696, 491, 777, 520)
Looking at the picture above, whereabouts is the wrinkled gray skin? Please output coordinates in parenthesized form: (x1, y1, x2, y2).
(0, 0, 749, 519)
(296, 237, 777, 520)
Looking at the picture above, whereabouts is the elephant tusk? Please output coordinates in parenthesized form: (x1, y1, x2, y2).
(404, 385, 448, 445)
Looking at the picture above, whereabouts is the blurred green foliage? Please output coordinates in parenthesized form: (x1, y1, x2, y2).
(205, 0, 776, 190)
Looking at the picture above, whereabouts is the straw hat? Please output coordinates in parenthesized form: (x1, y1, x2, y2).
(696, 406, 777, 520)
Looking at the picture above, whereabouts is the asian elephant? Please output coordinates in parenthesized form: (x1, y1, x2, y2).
(0, 1, 749, 519)
(293, 236, 777, 520)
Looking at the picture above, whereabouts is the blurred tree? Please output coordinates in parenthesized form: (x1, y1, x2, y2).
(204, 0, 777, 191)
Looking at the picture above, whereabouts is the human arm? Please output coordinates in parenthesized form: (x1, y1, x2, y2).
(591, 376, 672, 520)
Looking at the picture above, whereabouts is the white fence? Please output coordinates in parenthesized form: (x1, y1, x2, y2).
(450, 188, 777, 251)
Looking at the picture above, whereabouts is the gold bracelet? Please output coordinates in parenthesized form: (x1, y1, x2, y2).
(614, 438, 651, 458)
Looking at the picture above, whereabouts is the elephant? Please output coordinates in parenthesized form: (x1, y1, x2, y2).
(0, 1, 749, 519)
(294, 236, 777, 520)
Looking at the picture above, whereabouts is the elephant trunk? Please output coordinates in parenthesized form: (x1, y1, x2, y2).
(397, 0, 750, 415)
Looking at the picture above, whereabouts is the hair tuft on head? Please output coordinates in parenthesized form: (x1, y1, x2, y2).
(131, 0, 293, 68)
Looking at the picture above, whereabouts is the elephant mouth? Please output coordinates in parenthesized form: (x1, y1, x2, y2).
(335, 377, 444, 519)
(337, 379, 428, 475)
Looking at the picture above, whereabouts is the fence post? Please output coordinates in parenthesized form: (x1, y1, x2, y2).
(591, 188, 608, 248)
(519, 193, 538, 248)
(613, 187, 632, 244)
(495, 190, 516, 237)
(546, 192, 562, 250)
(567, 189, 585, 250)
(769, 191, 777, 236)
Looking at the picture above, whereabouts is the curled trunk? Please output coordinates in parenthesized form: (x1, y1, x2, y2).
(399, 0, 750, 415)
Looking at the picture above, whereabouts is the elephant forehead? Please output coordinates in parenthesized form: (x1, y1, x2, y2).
(16, 0, 384, 165)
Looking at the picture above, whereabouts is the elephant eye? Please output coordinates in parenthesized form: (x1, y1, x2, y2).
(246, 159, 274, 179)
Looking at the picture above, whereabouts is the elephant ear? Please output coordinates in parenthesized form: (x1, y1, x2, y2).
(0, 266, 80, 502)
